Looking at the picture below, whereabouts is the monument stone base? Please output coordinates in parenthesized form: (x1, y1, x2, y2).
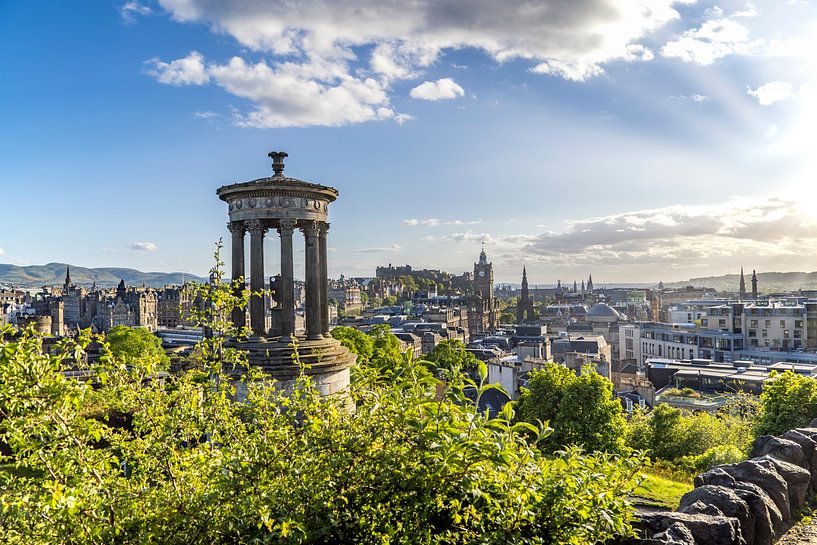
(226, 335, 356, 400)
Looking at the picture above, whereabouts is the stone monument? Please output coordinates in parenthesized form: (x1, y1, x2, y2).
(217, 151, 356, 397)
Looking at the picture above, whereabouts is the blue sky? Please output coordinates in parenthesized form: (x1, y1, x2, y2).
(1, 0, 815, 284)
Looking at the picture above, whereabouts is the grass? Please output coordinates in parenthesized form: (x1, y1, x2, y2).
(632, 470, 693, 510)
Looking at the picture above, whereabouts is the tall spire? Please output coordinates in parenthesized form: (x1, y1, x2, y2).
(739, 267, 747, 300)
(752, 269, 758, 302)
(64, 265, 71, 289)
(587, 274, 594, 292)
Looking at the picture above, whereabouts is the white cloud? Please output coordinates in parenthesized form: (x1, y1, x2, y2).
(733, 4, 759, 17)
(119, 1, 152, 24)
(661, 17, 759, 65)
(194, 110, 219, 119)
(521, 197, 817, 267)
(747, 81, 795, 105)
(0, 247, 5, 256)
(149, 53, 401, 127)
(671, 93, 710, 102)
(402, 218, 481, 227)
(146, 51, 209, 86)
(149, 0, 694, 127)
(128, 242, 158, 252)
(529, 60, 606, 82)
(409, 78, 464, 101)
(353, 244, 401, 253)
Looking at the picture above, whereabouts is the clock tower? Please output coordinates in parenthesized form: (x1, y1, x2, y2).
(468, 246, 498, 337)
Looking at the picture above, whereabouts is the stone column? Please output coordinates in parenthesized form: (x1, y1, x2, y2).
(278, 219, 297, 341)
(246, 219, 267, 337)
(227, 222, 246, 330)
(318, 222, 330, 335)
(302, 221, 323, 340)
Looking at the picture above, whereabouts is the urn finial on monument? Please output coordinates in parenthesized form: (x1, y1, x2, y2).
(268, 151, 288, 176)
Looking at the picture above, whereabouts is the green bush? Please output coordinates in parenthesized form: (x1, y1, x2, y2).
(0, 325, 645, 545)
(515, 363, 628, 454)
(678, 444, 745, 473)
(755, 371, 817, 437)
(628, 399, 754, 466)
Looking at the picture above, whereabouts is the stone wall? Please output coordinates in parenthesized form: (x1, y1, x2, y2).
(624, 421, 817, 545)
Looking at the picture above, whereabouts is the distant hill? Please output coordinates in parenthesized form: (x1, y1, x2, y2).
(667, 272, 817, 293)
(0, 263, 207, 288)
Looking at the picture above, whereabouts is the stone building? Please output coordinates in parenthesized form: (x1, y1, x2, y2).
(328, 276, 363, 316)
(95, 280, 158, 333)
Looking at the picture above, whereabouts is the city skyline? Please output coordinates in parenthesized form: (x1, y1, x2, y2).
(1, 1, 815, 283)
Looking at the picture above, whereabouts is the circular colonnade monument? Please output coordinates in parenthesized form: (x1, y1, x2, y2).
(217, 151, 356, 396)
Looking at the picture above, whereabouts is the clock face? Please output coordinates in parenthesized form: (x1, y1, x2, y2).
(479, 270, 486, 277)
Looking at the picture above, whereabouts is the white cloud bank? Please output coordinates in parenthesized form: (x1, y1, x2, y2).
(128, 242, 158, 252)
(747, 81, 795, 105)
(439, 198, 817, 276)
(147, 0, 693, 127)
(410, 78, 464, 101)
(521, 197, 817, 268)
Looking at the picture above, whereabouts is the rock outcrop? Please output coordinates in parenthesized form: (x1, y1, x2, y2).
(628, 424, 817, 544)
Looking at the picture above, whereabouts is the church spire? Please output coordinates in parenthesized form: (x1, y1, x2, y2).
(64, 265, 71, 289)
(739, 267, 747, 300)
(587, 274, 594, 292)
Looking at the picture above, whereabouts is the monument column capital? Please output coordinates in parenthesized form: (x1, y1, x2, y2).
(227, 221, 246, 235)
(246, 219, 266, 235)
(278, 218, 297, 235)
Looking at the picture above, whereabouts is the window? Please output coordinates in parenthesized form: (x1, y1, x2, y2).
(784, 330, 790, 339)
(750, 320, 758, 328)
(765, 339, 771, 347)
(795, 330, 802, 339)
(796, 320, 803, 328)
(765, 320, 771, 327)
(781, 320, 786, 328)
(719, 319, 727, 328)
(702, 319, 708, 327)
(748, 329, 757, 337)
(762, 329, 768, 337)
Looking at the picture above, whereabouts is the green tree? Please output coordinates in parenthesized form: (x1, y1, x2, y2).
(107, 325, 170, 371)
(515, 363, 627, 454)
(756, 371, 817, 436)
(368, 323, 403, 369)
(331, 326, 374, 363)
(381, 295, 398, 306)
(500, 312, 516, 324)
(425, 339, 479, 372)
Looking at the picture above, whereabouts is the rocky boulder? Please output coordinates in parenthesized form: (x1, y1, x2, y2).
(679, 486, 753, 545)
(680, 499, 724, 517)
(651, 522, 696, 545)
(637, 511, 745, 545)
(783, 429, 817, 490)
(732, 481, 785, 545)
(714, 460, 792, 520)
(754, 455, 810, 513)
(751, 435, 807, 469)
